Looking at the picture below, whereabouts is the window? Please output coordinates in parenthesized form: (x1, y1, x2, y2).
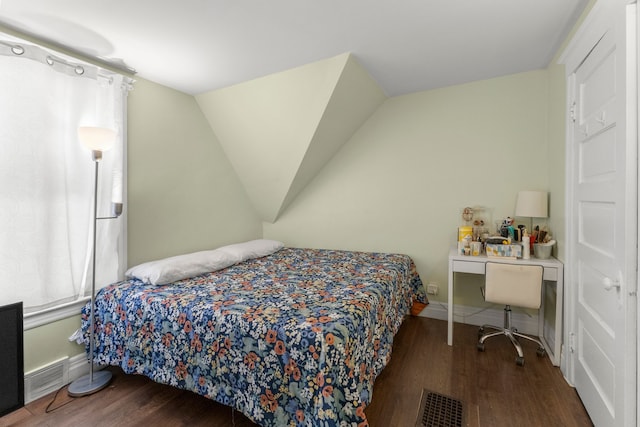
(0, 35, 131, 318)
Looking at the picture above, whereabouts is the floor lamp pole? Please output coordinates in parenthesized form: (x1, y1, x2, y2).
(68, 150, 113, 397)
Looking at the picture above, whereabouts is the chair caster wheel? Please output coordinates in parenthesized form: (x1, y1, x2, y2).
(536, 347, 546, 357)
(516, 356, 525, 366)
(477, 342, 485, 352)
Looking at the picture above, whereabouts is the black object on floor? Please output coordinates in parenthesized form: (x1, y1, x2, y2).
(0, 302, 24, 417)
(416, 389, 463, 427)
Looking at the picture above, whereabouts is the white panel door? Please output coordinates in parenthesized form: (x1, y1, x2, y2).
(568, 4, 637, 427)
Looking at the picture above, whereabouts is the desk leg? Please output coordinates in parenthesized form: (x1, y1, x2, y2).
(539, 277, 562, 367)
(554, 268, 563, 367)
(448, 258, 454, 346)
(539, 281, 546, 350)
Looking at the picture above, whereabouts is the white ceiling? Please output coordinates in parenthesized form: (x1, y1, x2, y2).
(0, 0, 589, 96)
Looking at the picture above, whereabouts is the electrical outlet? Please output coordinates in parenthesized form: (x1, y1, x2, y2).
(427, 283, 439, 295)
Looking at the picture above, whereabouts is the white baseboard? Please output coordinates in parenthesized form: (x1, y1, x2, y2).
(419, 302, 540, 336)
(68, 353, 91, 382)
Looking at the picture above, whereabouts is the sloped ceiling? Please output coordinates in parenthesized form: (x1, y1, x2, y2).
(0, 0, 589, 96)
(196, 53, 386, 222)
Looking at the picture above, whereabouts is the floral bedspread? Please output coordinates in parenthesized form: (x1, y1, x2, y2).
(81, 247, 426, 426)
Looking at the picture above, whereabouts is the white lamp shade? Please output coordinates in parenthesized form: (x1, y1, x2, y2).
(78, 127, 116, 151)
(515, 190, 548, 218)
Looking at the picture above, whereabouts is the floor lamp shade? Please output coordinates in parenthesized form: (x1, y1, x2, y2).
(78, 126, 116, 152)
(515, 191, 548, 219)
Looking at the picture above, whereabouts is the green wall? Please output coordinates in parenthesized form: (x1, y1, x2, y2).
(546, 62, 568, 262)
(195, 53, 387, 223)
(127, 78, 262, 266)
(24, 316, 86, 373)
(264, 69, 551, 307)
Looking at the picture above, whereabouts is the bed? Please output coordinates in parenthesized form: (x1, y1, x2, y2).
(79, 241, 426, 426)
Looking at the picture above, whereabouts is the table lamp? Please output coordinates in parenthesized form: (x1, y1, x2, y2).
(514, 190, 548, 234)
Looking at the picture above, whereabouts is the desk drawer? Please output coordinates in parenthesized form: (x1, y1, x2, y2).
(453, 260, 485, 274)
(542, 267, 558, 281)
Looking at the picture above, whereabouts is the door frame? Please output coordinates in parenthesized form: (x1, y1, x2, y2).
(559, 0, 638, 424)
(637, 1, 640, 420)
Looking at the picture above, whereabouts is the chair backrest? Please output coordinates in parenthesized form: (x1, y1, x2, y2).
(484, 262, 544, 309)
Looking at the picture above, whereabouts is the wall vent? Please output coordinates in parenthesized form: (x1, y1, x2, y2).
(24, 357, 69, 403)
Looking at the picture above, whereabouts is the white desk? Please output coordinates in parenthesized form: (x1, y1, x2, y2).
(447, 248, 563, 366)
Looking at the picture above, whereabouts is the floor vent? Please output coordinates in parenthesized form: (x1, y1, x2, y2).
(24, 357, 69, 403)
(416, 389, 464, 427)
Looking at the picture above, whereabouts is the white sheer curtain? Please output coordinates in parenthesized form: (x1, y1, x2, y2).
(0, 36, 130, 312)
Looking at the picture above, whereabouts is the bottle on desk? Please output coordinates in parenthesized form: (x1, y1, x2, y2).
(522, 230, 530, 260)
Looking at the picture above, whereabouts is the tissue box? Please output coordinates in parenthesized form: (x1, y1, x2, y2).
(486, 244, 522, 258)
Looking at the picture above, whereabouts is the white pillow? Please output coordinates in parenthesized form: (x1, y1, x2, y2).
(125, 240, 284, 285)
(217, 239, 284, 261)
(125, 249, 241, 285)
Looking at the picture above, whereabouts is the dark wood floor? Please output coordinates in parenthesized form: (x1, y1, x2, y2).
(1, 317, 592, 427)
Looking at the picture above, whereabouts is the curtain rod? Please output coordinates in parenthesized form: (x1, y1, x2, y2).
(0, 39, 101, 79)
(0, 20, 137, 77)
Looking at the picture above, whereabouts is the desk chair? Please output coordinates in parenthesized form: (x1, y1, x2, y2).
(477, 262, 546, 366)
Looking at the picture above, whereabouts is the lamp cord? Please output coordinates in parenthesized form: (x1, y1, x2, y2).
(45, 384, 75, 413)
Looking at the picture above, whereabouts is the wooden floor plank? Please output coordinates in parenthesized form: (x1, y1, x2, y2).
(1, 317, 592, 426)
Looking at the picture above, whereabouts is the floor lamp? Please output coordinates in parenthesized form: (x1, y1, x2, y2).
(68, 126, 122, 397)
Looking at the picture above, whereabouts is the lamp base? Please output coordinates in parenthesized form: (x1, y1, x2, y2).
(67, 369, 112, 397)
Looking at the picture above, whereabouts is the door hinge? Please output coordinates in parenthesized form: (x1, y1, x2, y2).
(569, 332, 576, 353)
(570, 101, 577, 123)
